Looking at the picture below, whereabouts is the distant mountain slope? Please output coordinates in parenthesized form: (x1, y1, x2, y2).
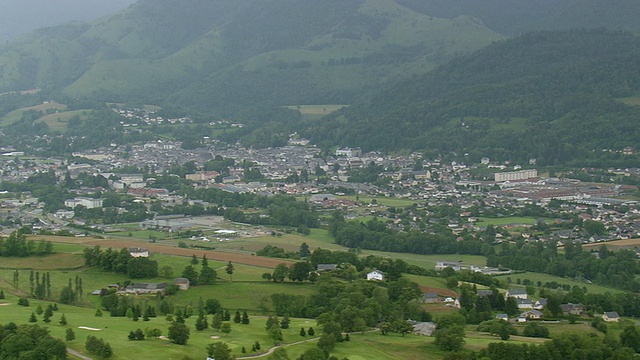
(395, 0, 640, 35)
(0, 0, 136, 42)
(0, 0, 504, 113)
(305, 30, 640, 166)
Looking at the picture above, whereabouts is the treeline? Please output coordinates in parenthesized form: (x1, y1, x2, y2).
(83, 246, 158, 279)
(268, 276, 424, 333)
(0, 323, 67, 359)
(0, 232, 53, 257)
(329, 215, 483, 255)
(488, 242, 640, 292)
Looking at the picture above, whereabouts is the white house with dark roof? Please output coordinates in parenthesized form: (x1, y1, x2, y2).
(603, 311, 620, 322)
(367, 270, 384, 281)
(506, 289, 528, 299)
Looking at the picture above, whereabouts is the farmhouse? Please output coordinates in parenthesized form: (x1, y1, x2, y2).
(129, 247, 149, 258)
(125, 282, 167, 295)
(435, 261, 463, 271)
(603, 311, 620, 322)
(423, 292, 439, 303)
(367, 270, 384, 281)
(506, 289, 528, 299)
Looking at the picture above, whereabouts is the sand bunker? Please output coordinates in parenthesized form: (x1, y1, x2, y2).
(78, 326, 101, 331)
(210, 336, 220, 339)
(0, 303, 10, 306)
(158, 336, 170, 341)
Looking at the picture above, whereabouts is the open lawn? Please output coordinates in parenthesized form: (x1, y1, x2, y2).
(339, 195, 417, 207)
(284, 104, 347, 115)
(494, 272, 620, 294)
(38, 109, 91, 132)
(0, 102, 67, 125)
(0, 252, 84, 270)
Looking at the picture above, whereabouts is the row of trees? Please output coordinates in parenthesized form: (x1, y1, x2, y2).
(83, 246, 158, 279)
(0, 232, 53, 257)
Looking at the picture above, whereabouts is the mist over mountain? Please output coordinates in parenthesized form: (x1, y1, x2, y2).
(0, 0, 136, 42)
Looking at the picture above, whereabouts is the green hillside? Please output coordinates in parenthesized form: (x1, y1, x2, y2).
(305, 30, 640, 166)
(0, 0, 503, 114)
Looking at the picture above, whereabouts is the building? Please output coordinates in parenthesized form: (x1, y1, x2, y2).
(367, 270, 384, 281)
(64, 197, 104, 209)
(125, 282, 167, 295)
(129, 248, 149, 258)
(494, 169, 538, 182)
(603, 311, 620, 322)
(412, 322, 436, 336)
(435, 261, 463, 271)
(174, 278, 190, 291)
(506, 289, 528, 299)
(316, 264, 338, 272)
(423, 292, 439, 303)
(335, 147, 362, 158)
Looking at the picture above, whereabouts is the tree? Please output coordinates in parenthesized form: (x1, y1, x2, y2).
(288, 262, 312, 282)
(242, 311, 250, 325)
(205, 299, 222, 315)
(504, 297, 520, 317)
(182, 265, 199, 286)
(234, 311, 241, 323)
(308, 327, 315, 336)
(191, 254, 199, 265)
(268, 325, 283, 344)
(29, 312, 37, 322)
(168, 321, 190, 345)
(272, 263, 288, 283)
(206, 342, 235, 360)
(299, 242, 311, 258)
(226, 261, 234, 282)
(221, 322, 232, 335)
(159, 265, 174, 279)
(620, 325, 640, 353)
(300, 327, 306, 336)
(317, 333, 337, 353)
(59, 314, 68, 326)
(65, 328, 75, 342)
(211, 313, 223, 330)
(434, 325, 465, 352)
(271, 348, 290, 360)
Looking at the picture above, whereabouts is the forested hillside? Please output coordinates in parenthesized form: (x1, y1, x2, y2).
(305, 30, 640, 166)
(395, 0, 640, 34)
(0, 0, 503, 114)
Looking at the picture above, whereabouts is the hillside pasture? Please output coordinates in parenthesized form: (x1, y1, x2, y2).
(494, 271, 620, 294)
(582, 238, 640, 252)
(0, 101, 67, 125)
(285, 104, 347, 115)
(38, 109, 91, 132)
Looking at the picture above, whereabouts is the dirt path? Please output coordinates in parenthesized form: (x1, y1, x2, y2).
(67, 348, 92, 360)
(237, 329, 380, 359)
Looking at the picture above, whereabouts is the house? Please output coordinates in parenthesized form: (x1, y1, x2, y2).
(174, 278, 190, 291)
(129, 247, 149, 258)
(495, 313, 508, 321)
(435, 261, 463, 271)
(533, 298, 547, 310)
(603, 311, 620, 322)
(316, 264, 338, 272)
(412, 322, 436, 336)
(522, 310, 543, 320)
(517, 298, 533, 309)
(367, 270, 384, 281)
(423, 292, 439, 303)
(506, 289, 528, 299)
(517, 315, 527, 323)
(477, 290, 494, 298)
(125, 282, 167, 295)
(561, 303, 585, 316)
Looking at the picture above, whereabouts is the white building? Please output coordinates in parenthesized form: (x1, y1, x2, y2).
(367, 270, 384, 281)
(129, 247, 149, 258)
(65, 197, 104, 209)
(335, 147, 362, 158)
(494, 169, 538, 182)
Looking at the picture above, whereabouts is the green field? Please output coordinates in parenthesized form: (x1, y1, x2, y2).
(339, 195, 417, 208)
(494, 272, 620, 295)
(285, 104, 347, 115)
(38, 109, 91, 132)
(0, 102, 67, 126)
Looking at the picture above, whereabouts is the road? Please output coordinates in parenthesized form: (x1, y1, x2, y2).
(67, 348, 92, 360)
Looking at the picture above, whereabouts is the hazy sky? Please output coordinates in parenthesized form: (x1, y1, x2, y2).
(0, 0, 137, 42)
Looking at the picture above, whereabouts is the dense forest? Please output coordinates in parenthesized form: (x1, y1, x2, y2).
(306, 29, 640, 166)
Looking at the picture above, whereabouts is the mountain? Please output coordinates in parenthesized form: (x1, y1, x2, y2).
(0, 0, 504, 113)
(0, 0, 136, 42)
(305, 30, 640, 166)
(394, 0, 640, 35)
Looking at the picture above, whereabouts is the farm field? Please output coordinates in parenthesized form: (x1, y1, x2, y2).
(582, 238, 640, 252)
(285, 104, 347, 115)
(494, 272, 620, 295)
(38, 109, 91, 132)
(339, 195, 418, 207)
(0, 101, 67, 125)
